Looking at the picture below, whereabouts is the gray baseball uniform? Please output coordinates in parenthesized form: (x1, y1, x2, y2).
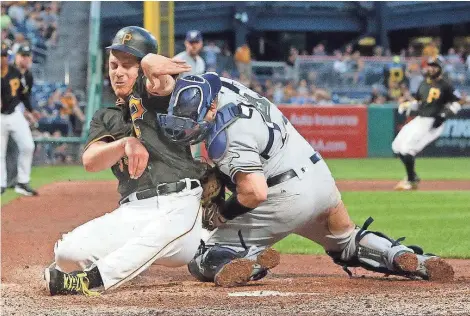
(206, 78, 341, 249)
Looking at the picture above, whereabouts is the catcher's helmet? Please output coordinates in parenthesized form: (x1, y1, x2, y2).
(158, 73, 221, 145)
(106, 26, 158, 59)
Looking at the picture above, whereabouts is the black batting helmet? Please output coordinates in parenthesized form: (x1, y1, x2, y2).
(106, 26, 158, 59)
(426, 55, 445, 79)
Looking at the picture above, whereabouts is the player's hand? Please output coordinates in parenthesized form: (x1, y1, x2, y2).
(141, 54, 192, 83)
(123, 137, 149, 179)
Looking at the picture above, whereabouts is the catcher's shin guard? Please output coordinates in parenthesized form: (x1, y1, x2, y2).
(327, 217, 454, 281)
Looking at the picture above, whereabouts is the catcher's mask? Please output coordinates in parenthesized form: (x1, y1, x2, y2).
(426, 56, 444, 79)
(158, 73, 221, 145)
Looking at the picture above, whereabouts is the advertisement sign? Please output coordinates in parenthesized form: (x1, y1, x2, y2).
(279, 105, 368, 158)
(422, 108, 470, 157)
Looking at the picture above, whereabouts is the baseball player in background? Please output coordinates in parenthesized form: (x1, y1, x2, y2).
(392, 56, 464, 190)
(44, 26, 208, 296)
(174, 30, 205, 76)
(1, 42, 40, 196)
(159, 73, 454, 287)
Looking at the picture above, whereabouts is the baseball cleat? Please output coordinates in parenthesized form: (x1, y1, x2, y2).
(44, 267, 99, 296)
(15, 183, 38, 196)
(393, 252, 454, 282)
(214, 247, 280, 287)
(394, 180, 414, 191)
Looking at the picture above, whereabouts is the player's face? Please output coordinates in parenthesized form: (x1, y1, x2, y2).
(109, 50, 140, 98)
(15, 54, 32, 68)
(185, 40, 203, 56)
(426, 65, 440, 78)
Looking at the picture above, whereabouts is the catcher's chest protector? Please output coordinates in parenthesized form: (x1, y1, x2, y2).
(207, 104, 251, 161)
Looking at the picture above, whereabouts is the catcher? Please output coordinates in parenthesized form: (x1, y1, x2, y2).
(159, 73, 454, 287)
(43, 26, 210, 296)
(393, 56, 465, 190)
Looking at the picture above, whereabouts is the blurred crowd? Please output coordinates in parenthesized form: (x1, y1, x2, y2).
(166, 34, 470, 107)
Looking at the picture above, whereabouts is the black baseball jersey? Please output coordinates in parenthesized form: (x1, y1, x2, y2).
(1, 65, 33, 114)
(415, 78, 460, 117)
(383, 63, 406, 88)
(85, 75, 206, 198)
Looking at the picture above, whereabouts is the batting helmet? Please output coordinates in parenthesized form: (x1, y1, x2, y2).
(426, 56, 445, 79)
(157, 73, 221, 145)
(106, 26, 158, 59)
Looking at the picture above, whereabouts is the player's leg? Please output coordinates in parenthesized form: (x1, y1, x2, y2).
(45, 185, 203, 295)
(295, 198, 454, 281)
(9, 109, 37, 196)
(0, 114, 11, 193)
(189, 158, 338, 286)
(392, 117, 423, 190)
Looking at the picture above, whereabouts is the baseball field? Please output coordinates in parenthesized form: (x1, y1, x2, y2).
(2, 157, 470, 315)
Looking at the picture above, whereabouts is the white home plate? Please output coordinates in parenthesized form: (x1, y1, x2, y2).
(228, 291, 318, 297)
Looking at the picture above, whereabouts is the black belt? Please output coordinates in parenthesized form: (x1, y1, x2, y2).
(119, 180, 200, 204)
(266, 153, 322, 187)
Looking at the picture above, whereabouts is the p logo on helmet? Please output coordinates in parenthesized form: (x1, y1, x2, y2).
(121, 33, 133, 45)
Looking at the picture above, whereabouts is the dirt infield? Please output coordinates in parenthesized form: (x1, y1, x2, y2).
(2, 180, 470, 316)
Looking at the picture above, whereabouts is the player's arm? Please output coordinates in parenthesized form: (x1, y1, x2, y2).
(440, 86, 465, 118)
(83, 137, 148, 179)
(141, 53, 192, 96)
(83, 110, 149, 178)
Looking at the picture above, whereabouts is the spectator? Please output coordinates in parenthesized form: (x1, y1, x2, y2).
(11, 33, 28, 54)
(1, 5, 12, 31)
(312, 43, 327, 56)
(350, 51, 365, 84)
(8, 2, 25, 25)
(314, 89, 332, 105)
(406, 63, 423, 95)
(217, 44, 235, 76)
(38, 90, 71, 136)
(373, 45, 383, 57)
(344, 43, 353, 57)
(333, 51, 347, 84)
(272, 82, 284, 104)
(40, 4, 58, 47)
(238, 73, 251, 88)
(174, 30, 205, 76)
(297, 79, 309, 97)
(406, 45, 417, 57)
(285, 46, 298, 80)
(60, 87, 85, 135)
(383, 56, 406, 89)
(234, 42, 252, 80)
(387, 81, 402, 102)
(202, 40, 220, 72)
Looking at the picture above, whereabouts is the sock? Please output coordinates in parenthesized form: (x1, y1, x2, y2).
(401, 154, 417, 182)
(86, 266, 104, 288)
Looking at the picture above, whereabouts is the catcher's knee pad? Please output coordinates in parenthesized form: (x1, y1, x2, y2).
(327, 217, 416, 277)
(188, 244, 244, 282)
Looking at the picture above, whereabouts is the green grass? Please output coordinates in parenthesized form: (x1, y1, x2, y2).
(274, 191, 470, 258)
(2, 158, 470, 258)
(1, 166, 114, 205)
(326, 157, 470, 180)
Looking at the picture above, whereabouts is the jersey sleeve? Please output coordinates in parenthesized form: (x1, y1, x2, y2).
(217, 113, 267, 182)
(84, 109, 116, 150)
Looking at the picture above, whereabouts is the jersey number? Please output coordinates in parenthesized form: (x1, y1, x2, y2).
(129, 96, 146, 121)
(243, 93, 272, 123)
(9, 79, 20, 97)
(427, 88, 441, 103)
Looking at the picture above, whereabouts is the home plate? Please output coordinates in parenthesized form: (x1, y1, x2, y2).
(228, 290, 319, 297)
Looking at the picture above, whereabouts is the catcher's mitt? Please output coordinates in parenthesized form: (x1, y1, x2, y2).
(200, 166, 227, 231)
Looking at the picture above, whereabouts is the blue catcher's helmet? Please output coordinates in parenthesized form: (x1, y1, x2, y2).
(158, 73, 221, 144)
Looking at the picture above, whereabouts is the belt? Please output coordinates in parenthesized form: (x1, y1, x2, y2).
(266, 153, 322, 187)
(119, 179, 200, 204)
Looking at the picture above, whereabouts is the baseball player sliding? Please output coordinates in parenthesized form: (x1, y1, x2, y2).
(393, 56, 464, 190)
(159, 73, 454, 287)
(44, 26, 209, 296)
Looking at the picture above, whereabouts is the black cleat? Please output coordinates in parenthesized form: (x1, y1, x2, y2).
(44, 268, 99, 296)
(15, 183, 38, 196)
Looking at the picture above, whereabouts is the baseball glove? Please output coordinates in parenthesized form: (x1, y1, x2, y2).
(200, 166, 227, 231)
